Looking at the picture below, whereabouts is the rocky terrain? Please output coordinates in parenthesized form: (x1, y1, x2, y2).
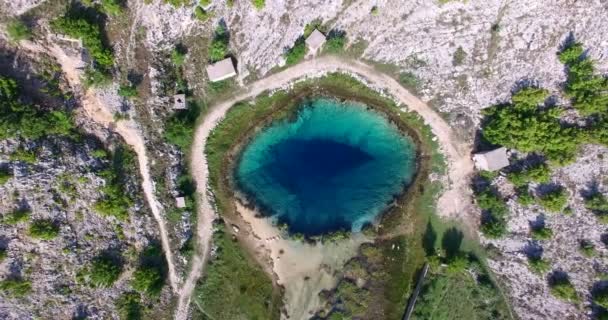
(0, 0, 607, 319)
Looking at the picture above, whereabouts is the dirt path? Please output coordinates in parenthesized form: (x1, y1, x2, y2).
(177, 56, 475, 320)
(18, 40, 181, 292)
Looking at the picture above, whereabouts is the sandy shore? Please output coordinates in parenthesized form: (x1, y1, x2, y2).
(235, 201, 370, 319)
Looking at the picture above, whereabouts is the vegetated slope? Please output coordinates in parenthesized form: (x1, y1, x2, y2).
(473, 41, 608, 319)
(0, 30, 173, 320)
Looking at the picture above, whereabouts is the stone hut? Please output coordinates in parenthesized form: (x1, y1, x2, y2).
(173, 94, 187, 110)
(473, 147, 510, 171)
(305, 29, 326, 53)
(206, 58, 237, 82)
(175, 197, 186, 209)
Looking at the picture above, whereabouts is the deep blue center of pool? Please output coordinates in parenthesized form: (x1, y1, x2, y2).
(235, 98, 416, 236)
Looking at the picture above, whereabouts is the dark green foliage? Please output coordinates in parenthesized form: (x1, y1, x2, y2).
(83, 67, 112, 88)
(164, 101, 201, 151)
(0, 167, 12, 185)
(132, 245, 166, 297)
(584, 192, 608, 223)
(252, 0, 265, 9)
(453, 46, 467, 66)
(285, 38, 307, 65)
(9, 147, 37, 164)
(516, 185, 535, 205)
(538, 187, 568, 213)
(399, 71, 420, 94)
(86, 255, 122, 287)
(100, 0, 124, 16)
(507, 162, 551, 187)
(171, 46, 187, 67)
(6, 19, 32, 42)
(3, 208, 30, 225)
(549, 273, 578, 302)
(324, 31, 347, 54)
(163, 0, 190, 7)
(0, 76, 75, 140)
(194, 6, 210, 21)
(594, 286, 608, 310)
(482, 88, 578, 164)
(0, 279, 32, 297)
(531, 225, 553, 240)
(474, 174, 509, 238)
(527, 257, 550, 275)
(579, 239, 595, 257)
(118, 84, 138, 98)
(51, 9, 113, 71)
(209, 25, 229, 63)
(0, 248, 6, 262)
(94, 146, 135, 220)
(28, 219, 60, 240)
(117, 292, 142, 320)
(558, 42, 608, 116)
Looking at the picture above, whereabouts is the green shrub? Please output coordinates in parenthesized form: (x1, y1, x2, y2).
(0, 279, 32, 297)
(285, 39, 307, 65)
(87, 255, 122, 287)
(549, 275, 578, 302)
(118, 84, 138, 98)
(0, 248, 7, 262)
(164, 101, 201, 151)
(507, 162, 551, 187)
(585, 192, 608, 223)
(92, 149, 108, 158)
(209, 25, 229, 62)
(51, 12, 114, 70)
(538, 187, 568, 213)
(452, 46, 466, 66)
(83, 67, 112, 88)
(527, 257, 550, 275)
(480, 216, 507, 238)
(171, 46, 187, 67)
(579, 240, 595, 257)
(163, 0, 190, 7)
(371, 6, 379, 15)
(1, 76, 75, 140)
(399, 72, 421, 94)
(199, 0, 211, 6)
(94, 146, 135, 220)
(516, 186, 535, 205)
(531, 225, 553, 240)
(100, 0, 124, 16)
(132, 266, 163, 296)
(482, 88, 579, 164)
(117, 292, 142, 320)
(475, 184, 509, 238)
(3, 208, 31, 225)
(324, 32, 347, 54)
(29, 219, 60, 240)
(6, 19, 32, 42)
(194, 6, 210, 21)
(252, 0, 265, 9)
(594, 287, 608, 309)
(0, 167, 12, 185)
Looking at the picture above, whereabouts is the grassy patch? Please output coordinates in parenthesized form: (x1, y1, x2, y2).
(28, 219, 60, 240)
(0, 279, 32, 297)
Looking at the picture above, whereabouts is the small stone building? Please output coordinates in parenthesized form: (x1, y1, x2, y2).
(473, 147, 510, 171)
(305, 29, 326, 53)
(206, 58, 237, 82)
(173, 94, 187, 110)
(175, 197, 186, 209)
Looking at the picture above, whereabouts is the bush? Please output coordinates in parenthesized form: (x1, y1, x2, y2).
(507, 162, 551, 187)
(100, 0, 124, 16)
(579, 240, 595, 257)
(285, 39, 307, 65)
(585, 192, 608, 223)
(0, 167, 12, 185)
(452, 46, 466, 66)
(94, 146, 135, 220)
(209, 25, 229, 62)
(399, 72, 421, 94)
(51, 12, 113, 70)
(87, 255, 122, 287)
(549, 275, 578, 302)
(475, 181, 509, 238)
(538, 187, 568, 213)
(1, 76, 76, 140)
(117, 292, 142, 320)
(29, 219, 60, 240)
(6, 19, 32, 42)
(83, 67, 112, 88)
(481, 88, 579, 164)
(132, 266, 163, 296)
(0, 248, 7, 262)
(527, 257, 550, 275)
(594, 287, 608, 309)
(164, 102, 200, 151)
(0, 279, 32, 297)
(194, 6, 210, 21)
(324, 31, 346, 54)
(3, 208, 30, 225)
(118, 84, 138, 98)
(252, 0, 265, 9)
(531, 225, 553, 240)
(171, 46, 187, 67)
(516, 186, 535, 205)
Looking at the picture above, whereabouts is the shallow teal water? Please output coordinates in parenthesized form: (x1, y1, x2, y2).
(235, 98, 417, 236)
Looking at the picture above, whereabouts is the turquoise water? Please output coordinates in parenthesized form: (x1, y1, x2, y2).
(235, 98, 417, 236)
